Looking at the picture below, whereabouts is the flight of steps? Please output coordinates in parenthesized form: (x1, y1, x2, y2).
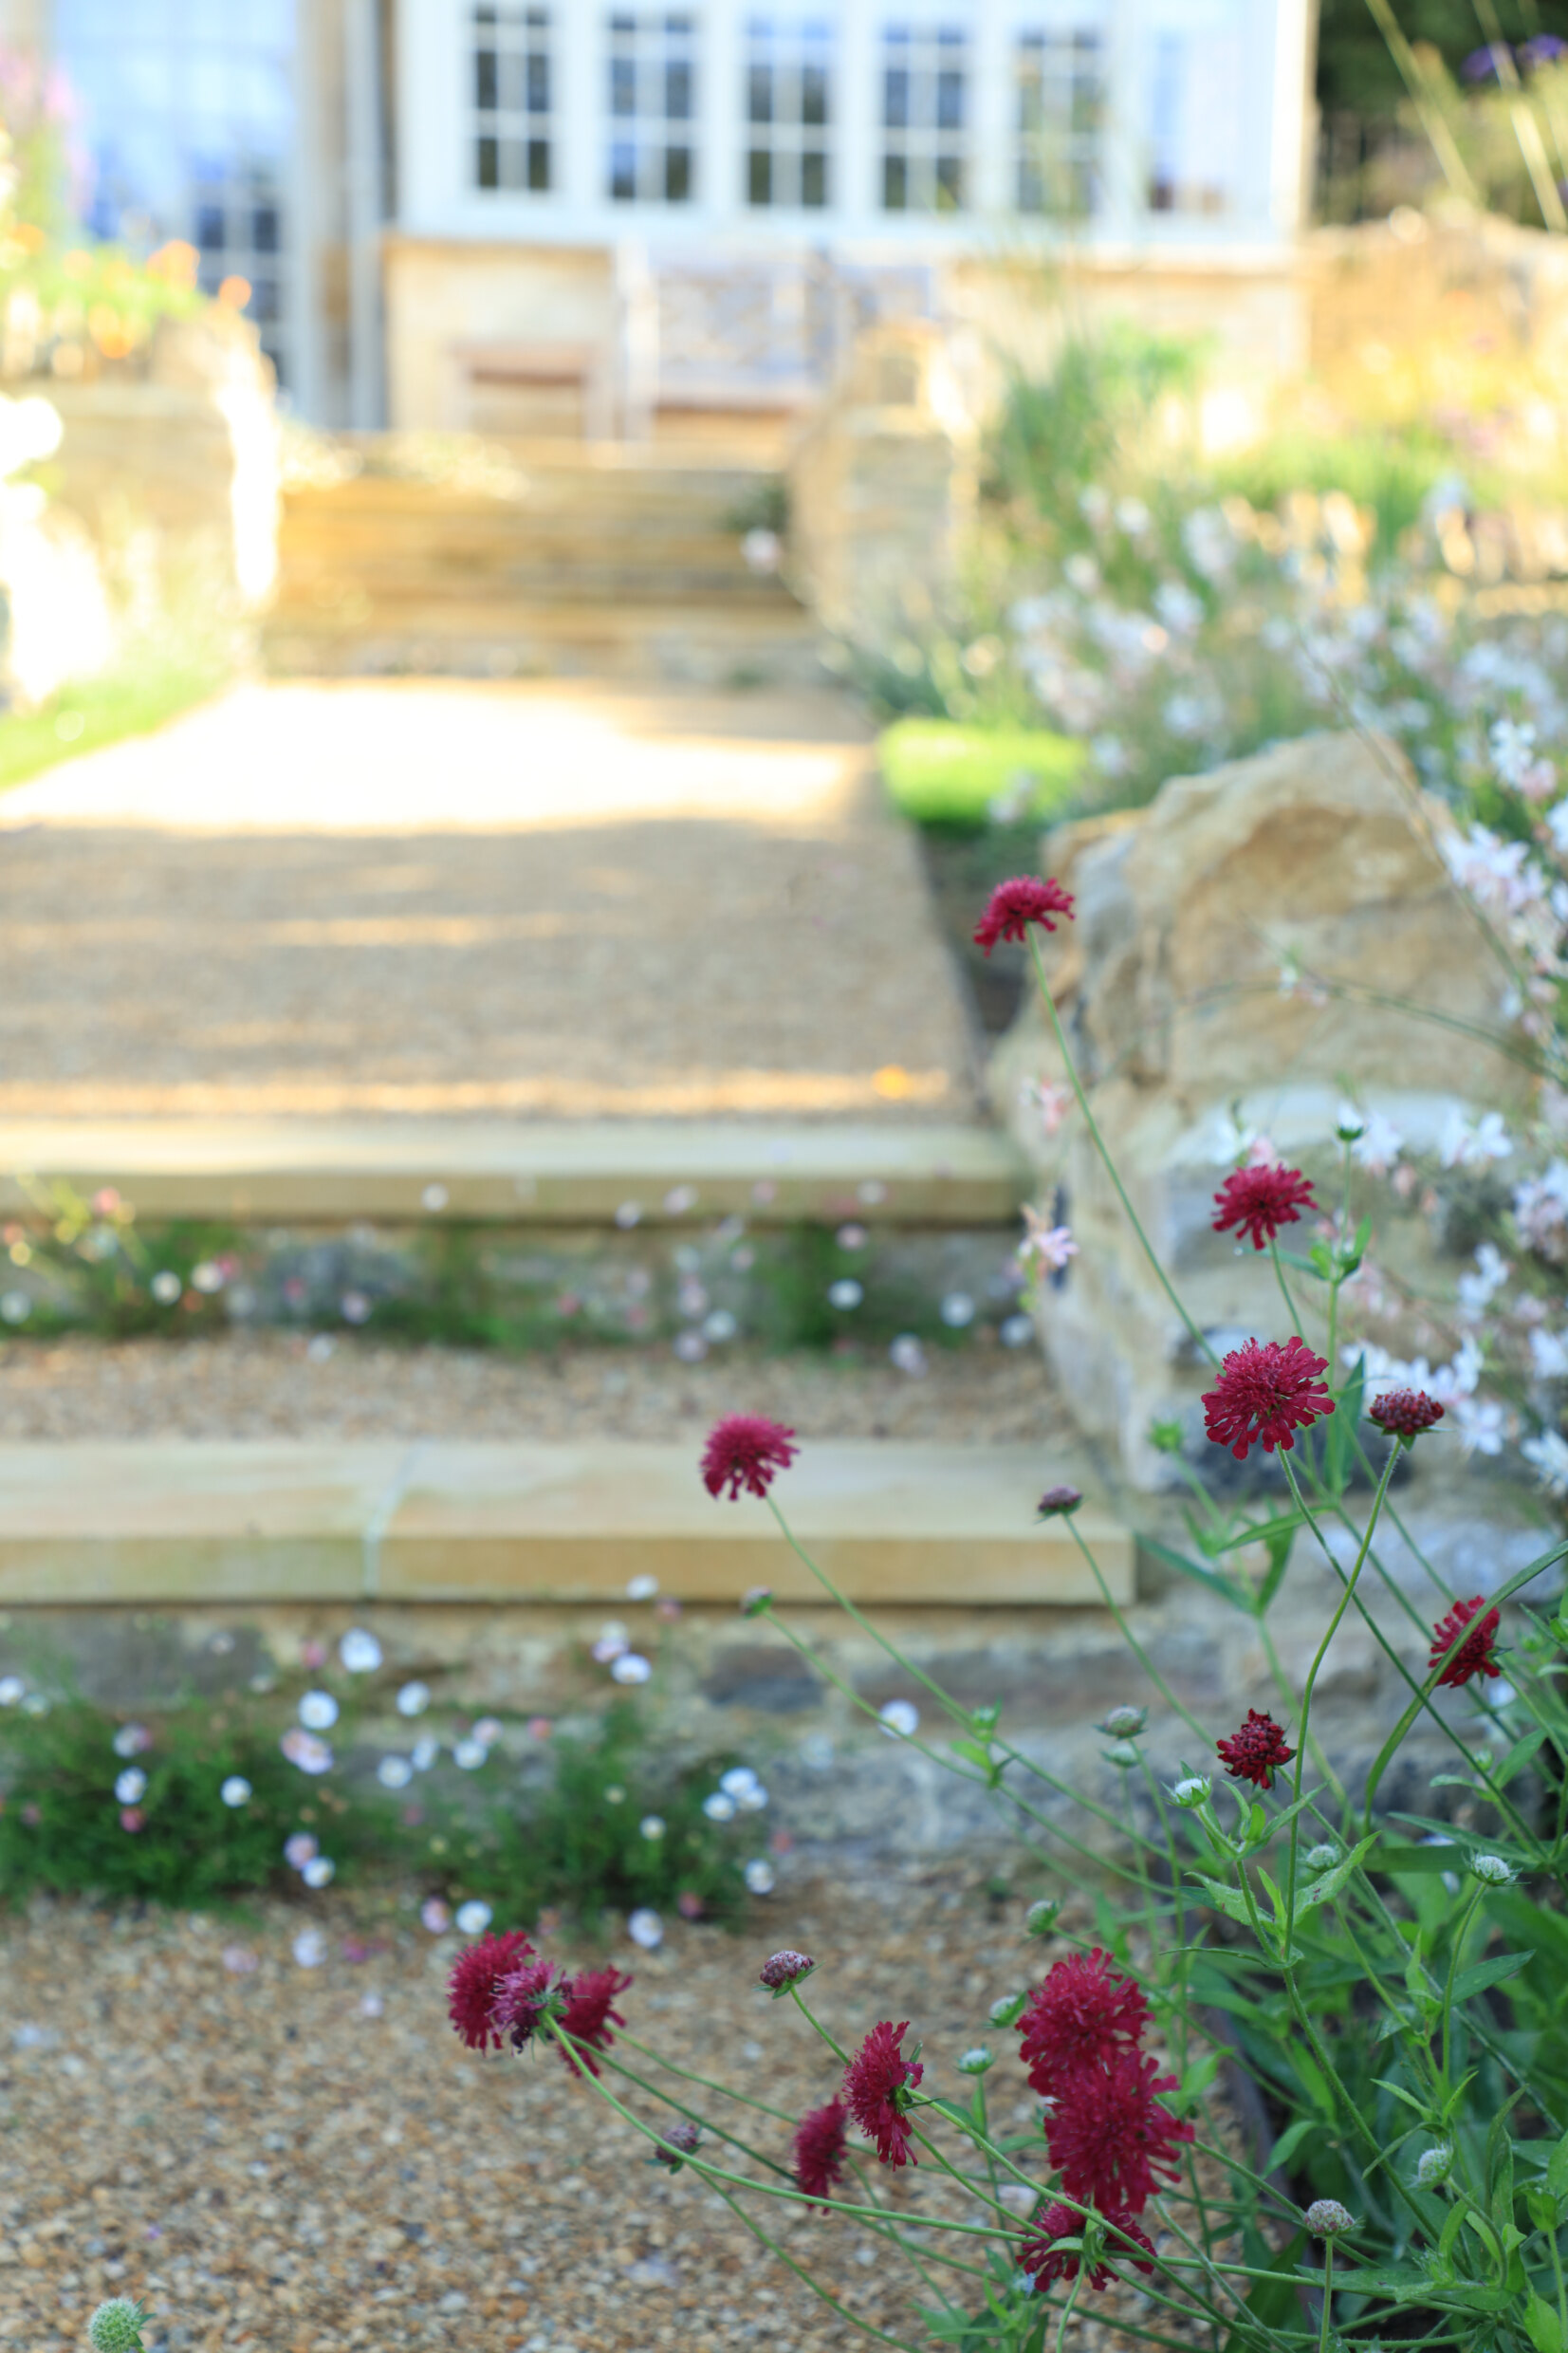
(263, 439, 821, 685)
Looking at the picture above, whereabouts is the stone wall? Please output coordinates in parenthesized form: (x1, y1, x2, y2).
(990, 730, 1531, 1485)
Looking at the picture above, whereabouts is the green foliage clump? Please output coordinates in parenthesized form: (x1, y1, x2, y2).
(877, 717, 1083, 828)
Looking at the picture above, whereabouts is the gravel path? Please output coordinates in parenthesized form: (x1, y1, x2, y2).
(0, 1332, 1082, 1455)
(0, 681, 980, 1123)
(0, 1874, 1209, 2353)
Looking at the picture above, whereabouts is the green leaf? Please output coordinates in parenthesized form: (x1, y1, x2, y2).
(1138, 1535, 1250, 1609)
(1172, 2051, 1224, 2112)
(1208, 1511, 1305, 1555)
(1295, 1833, 1378, 1917)
(1524, 2295, 1566, 2353)
(1264, 2116, 1319, 2173)
(1548, 2128, 1568, 2205)
(1375, 1843, 1466, 1874)
(1450, 1951, 1534, 2006)
(1494, 1728, 1548, 1788)
(1190, 1874, 1259, 1929)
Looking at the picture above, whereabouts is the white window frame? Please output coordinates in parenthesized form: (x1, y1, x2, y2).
(470, 1, 556, 195)
(876, 17, 972, 216)
(395, 0, 1303, 251)
(605, 8, 702, 207)
(742, 11, 836, 213)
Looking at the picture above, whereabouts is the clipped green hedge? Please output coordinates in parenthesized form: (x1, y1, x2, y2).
(877, 717, 1083, 826)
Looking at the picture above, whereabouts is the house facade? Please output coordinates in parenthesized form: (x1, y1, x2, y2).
(6, 0, 1317, 433)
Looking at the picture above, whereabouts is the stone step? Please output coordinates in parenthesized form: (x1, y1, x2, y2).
(261, 598, 822, 682)
(0, 1441, 1128, 1607)
(0, 1117, 1029, 1226)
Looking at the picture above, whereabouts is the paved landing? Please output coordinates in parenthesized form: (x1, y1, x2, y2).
(0, 678, 981, 1123)
(0, 1442, 1129, 1606)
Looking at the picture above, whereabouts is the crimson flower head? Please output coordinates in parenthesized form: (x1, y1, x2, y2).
(1020, 2200, 1155, 2293)
(1369, 1388, 1445, 1441)
(1429, 1595, 1502, 1688)
(793, 2097, 849, 2199)
(1018, 1949, 1150, 2098)
(974, 876, 1075, 958)
(759, 1949, 816, 1992)
(655, 2119, 702, 2169)
(1211, 1163, 1318, 1252)
(1045, 2047, 1194, 2215)
(447, 1929, 537, 2051)
(1202, 1336, 1335, 1460)
(701, 1415, 799, 1501)
(491, 1957, 562, 2051)
(1216, 1708, 1296, 1792)
(556, 1965, 632, 2075)
(843, 2019, 924, 2169)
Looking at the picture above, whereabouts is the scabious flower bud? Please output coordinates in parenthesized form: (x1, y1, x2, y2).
(1037, 1485, 1082, 1517)
(759, 1949, 815, 1992)
(739, 1586, 772, 1618)
(1024, 1898, 1062, 1936)
(1416, 2145, 1453, 2187)
(88, 2303, 151, 2353)
(1304, 2199, 1355, 2237)
(1098, 1706, 1147, 1739)
(655, 2119, 702, 2169)
(1469, 1852, 1514, 1884)
(1171, 1776, 1209, 1808)
(988, 1992, 1028, 2028)
(1103, 1740, 1140, 1769)
(1304, 1843, 1340, 1871)
(956, 2046, 994, 2075)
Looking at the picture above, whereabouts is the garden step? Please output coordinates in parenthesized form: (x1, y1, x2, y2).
(0, 1442, 1129, 1606)
(0, 1117, 1027, 1226)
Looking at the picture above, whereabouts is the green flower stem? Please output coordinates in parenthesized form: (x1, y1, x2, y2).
(582, 2043, 793, 2176)
(787, 1982, 849, 2067)
(1282, 1441, 1400, 1955)
(1025, 929, 1218, 1367)
(1053, 2269, 1083, 2353)
(1440, 1880, 1487, 2093)
(1359, 1536, 1568, 1836)
(615, 2027, 814, 2128)
(750, 1564, 1164, 1880)
(1063, 1516, 1213, 1744)
(1318, 2237, 1336, 2353)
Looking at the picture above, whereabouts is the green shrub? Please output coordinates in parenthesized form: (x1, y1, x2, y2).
(878, 716, 1083, 828)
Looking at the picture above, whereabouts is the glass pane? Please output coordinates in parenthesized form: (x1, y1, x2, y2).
(665, 59, 692, 121)
(883, 152, 907, 210)
(748, 62, 773, 123)
(475, 47, 498, 108)
(610, 55, 636, 115)
(883, 65, 909, 129)
(936, 68, 964, 132)
(747, 146, 772, 204)
(252, 202, 279, 251)
(476, 134, 499, 188)
(935, 151, 964, 209)
(801, 147, 826, 206)
(527, 53, 550, 112)
(801, 61, 828, 126)
(665, 142, 692, 199)
(610, 137, 637, 197)
(527, 136, 550, 190)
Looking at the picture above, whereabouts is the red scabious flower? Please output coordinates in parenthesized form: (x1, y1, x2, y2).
(1201, 1336, 1335, 1460)
(446, 1929, 537, 2051)
(1216, 1708, 1296, 1792)
(701, 1414, 799, 1501)
(1019, 2200, 1155, 2292)
(1429, 1595, 1502, 1688)
(1045, 2047, 1194, 2216)
(556, 1965, 632, 2075)
(973, 876, 1075, 957)
(490, 1957, 561, 2051)
(1018, 1950, 1150, 2098)
(843, 2019, 924, 2169)
(1211, 1164, 1318, 1252)
(793, 2097, 849, 2199)
(1369, 1388, 1445, 1440)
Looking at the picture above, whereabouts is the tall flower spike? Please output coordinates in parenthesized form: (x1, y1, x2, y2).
(1211, 1163, 1319, 1251)
(1216, 1708, 1296, 1792)
(1018, 1949, 1150, 2097)
(1429, 1595, 1502, 1688)
(700, 1415, 799, 1501)
(447, 1928, 537, 2051)
(973, 876, 1075, 957)
(792, 2097, 849, 2198)
(842, 2019, 924, 2169)
(1201, 1336, 1335, 1460)
(1045, 2047, 1194, 2216)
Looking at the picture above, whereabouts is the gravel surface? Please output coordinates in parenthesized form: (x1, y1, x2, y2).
(0, 1333, 1084, 1453)
(0, 681, 981, 1123)
(0, 1873, 1220, 2353)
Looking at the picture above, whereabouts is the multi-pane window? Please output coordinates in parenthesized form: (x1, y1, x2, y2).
(745, 14, 832, 210)
(1146, 14, 1243, 215)
(880, 23, 968, 213)
(473, 4, 553, 193)
(1015, 28, 1104, 217)
(193, 163, 285, 329)
(608, 10, 698, 203)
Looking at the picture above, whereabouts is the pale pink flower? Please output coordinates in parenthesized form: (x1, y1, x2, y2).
(1018, 1207, 1079, 1276)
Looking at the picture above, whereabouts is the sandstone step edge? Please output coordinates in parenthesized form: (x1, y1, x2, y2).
(0, 1118, 1029, 1226)
(0, 1441, 1130, 1608)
